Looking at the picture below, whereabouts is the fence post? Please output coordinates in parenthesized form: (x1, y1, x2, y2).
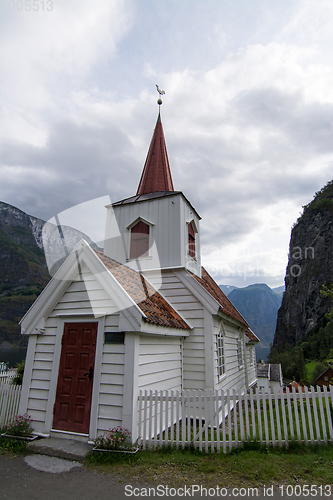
(170, 390, 174, 447)
(304, 386, 314, 444)
(239, 390, 245, 446)
(310, 386, 320, 443)
(280, 389, 288, 446)
(329, 386, 333, 443)
(323, 385, 333, 443)
(220, 389, 226, 454)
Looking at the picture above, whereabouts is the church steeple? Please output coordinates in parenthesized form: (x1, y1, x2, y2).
(136, 109, 174, 195)
(104, 96, 201, 278)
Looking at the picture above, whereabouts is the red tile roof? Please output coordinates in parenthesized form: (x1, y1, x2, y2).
(136, 111, 174, 195)
(192, 267, 260, 342)
(95, 251, 190, 330)
(286, 381, 305, 393)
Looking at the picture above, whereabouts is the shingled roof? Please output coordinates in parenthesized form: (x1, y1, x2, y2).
(136, 111, 174, 195)
(192, 267, 260, 342)
(95, 250, 190, 331)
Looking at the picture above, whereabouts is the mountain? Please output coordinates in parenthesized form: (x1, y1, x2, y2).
(0, 201, 98, 347)
(273, 180, 333, 352)
(272, 286, 285, 300)
(227, 283, 283, 348)
(219, 285, 239, 296)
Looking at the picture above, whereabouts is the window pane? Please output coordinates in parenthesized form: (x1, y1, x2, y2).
(130, 221, 149, 259)
(188, 223, 195, 258)
(217, 328, 225, 378)
(238, 337, 243, 367)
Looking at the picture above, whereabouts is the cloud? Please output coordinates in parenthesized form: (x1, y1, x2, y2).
(1, 1, 333, 287)
(0, 0, 132, 145)
(0, 117, 138, 219)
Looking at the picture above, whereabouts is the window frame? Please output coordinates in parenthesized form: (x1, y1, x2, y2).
(250, 345, 255, 366)
(187, 221, 196, 259)
(237, 334, 244, 369)
(216, 323, 226, 379)
(129, 220, 150, 259)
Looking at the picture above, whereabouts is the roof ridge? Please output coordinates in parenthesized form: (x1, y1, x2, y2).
(191, 266, 260, 342)
(94, 250, 189, 330)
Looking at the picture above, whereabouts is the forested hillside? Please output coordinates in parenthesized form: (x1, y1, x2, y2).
(270, 181, 333, 383)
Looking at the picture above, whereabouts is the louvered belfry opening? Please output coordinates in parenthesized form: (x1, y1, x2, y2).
(136, 111, 174, 195)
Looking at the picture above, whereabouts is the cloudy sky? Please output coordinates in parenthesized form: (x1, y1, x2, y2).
(1, 0, 333, 288)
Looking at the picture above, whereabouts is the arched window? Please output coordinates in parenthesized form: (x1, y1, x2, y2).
(188, 222, 195, 259)
(130, 221, 150, 259)
(237, 334, 243, 368)
(217, 323, 225, 378)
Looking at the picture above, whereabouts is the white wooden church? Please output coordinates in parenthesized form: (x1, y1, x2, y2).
(19, 103, 259, 443)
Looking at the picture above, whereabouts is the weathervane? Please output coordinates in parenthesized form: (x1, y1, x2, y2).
(155, 84, 165, 105)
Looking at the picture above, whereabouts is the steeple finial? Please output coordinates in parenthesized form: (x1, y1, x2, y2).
(156, 84, 165, 96)
(156, 84, 165, 106)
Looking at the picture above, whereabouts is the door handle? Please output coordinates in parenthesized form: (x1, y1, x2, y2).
(84, 366, 93, 381)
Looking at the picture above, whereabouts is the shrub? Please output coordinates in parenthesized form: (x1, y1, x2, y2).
(2, 413, 33, 437)
(12, 360, 25, 386)
(93, 427, 136, 451)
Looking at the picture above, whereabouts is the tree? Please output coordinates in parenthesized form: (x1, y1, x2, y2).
(12, 360, 25, 386)
(310, 362, 327, 387)
(320, 284, 333, 323)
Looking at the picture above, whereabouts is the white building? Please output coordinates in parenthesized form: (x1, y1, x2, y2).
(256, 363, 283, 393)
(19, 105, 259, 442)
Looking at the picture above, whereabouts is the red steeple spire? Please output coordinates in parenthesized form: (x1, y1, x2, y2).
(136, 110, 174, 195)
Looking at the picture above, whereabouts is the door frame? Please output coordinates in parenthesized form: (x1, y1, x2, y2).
(45, 315, 105, 439)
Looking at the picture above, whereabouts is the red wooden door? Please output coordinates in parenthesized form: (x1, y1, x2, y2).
(53, 322, 98, 434)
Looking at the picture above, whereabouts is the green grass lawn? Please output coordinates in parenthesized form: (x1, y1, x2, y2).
(306, 361, 320, 380)
(306, 359, 333, 378)
(84, 443, 333, 489)
(1, 436, 333, 490)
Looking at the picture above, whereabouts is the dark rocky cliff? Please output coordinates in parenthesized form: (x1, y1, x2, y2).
(273, 181, 333, 351)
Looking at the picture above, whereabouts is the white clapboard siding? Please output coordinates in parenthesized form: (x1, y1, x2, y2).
(138, 386, 333, 453)
(138, 335, 182, 392)
(51, 264, 119, 317)
(25, 263, 121, 433)
(246, 345, 257, 387)
(25, 319, 56, 428)
(149, 270, 206, 389)
(106, 193, 201, 276)
(137, 335, 182, 436)
(97, 342, 125, 433)
(105, 314, 120, 328)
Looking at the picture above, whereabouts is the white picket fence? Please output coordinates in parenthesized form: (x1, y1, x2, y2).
(138, 386, 333, 453)
(0, 368, 17, 385)
(0, 383, 22, 428)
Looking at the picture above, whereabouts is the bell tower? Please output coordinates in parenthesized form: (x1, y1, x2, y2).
(104, 97, 201, 277)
